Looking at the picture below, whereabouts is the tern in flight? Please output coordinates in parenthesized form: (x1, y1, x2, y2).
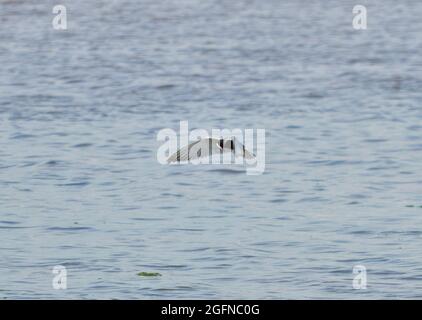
(167, 137, 256, 163)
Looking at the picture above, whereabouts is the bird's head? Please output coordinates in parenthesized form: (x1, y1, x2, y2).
(219, 138, 236, 151)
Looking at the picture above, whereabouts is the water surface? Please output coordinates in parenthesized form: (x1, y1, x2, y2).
(1, 0, 422, 299)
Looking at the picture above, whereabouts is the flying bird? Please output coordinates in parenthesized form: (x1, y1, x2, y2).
(167, 137, 256, 163)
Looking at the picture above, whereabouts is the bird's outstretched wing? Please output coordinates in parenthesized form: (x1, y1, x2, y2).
(167, 139, 219, 163)
(233, 139, 256, 161)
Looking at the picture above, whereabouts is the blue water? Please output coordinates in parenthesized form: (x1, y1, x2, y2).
(1, 0, 422, 299)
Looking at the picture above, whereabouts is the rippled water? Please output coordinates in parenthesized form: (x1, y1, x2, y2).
(1, 0, 422, 299)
